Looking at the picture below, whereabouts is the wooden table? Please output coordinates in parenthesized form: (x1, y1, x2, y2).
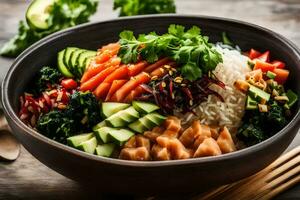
(0, 0, 299, 199)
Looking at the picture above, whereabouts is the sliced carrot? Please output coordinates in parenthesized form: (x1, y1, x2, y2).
(80, 65, 119, 91)
(94, 82, 111, 99)
(128, 61, 149, 76)
(105, 80, 127, 101)
(111, 72, 151, 102)
(123, 85, 145, 103)
(81, 63, 106, 83)
(273, 68, 289, 84)
(95, 50, 112, 64)
(81, 56, 121, 83)
(100, 43, 120, 55)
(253, 60, 275, 72)
(103, 65, 129, 83)
(144, 58, 170, 73)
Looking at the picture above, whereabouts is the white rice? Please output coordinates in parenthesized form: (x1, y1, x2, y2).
(178, 45, 251, 131)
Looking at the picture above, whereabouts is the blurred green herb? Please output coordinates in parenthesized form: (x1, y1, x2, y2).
(0, 0, 99, 57)
(113, 0, 176, 16)
(118, 24, 222, 81)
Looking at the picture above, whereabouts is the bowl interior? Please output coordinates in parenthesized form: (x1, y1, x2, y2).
(3, 15, 300, 157)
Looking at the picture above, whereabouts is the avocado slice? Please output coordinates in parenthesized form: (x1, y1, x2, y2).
(101, 102, 130, 118)
(67, 133, 94, 148)
(108, 129, 135, 146)
(93, 121, 107, 131)
(96, 143, 115, 157)
(146, 112, 166, 125)
(249, 85, 270, 102)
(105, 106, 139, 127)
(94, 127, 117, 143)
(119, 107, 139, 123)
(77, 137, 98, 154)
(58, 49, 74, 78)
(132, 101, 160, 114)
(128, 120, 148, 134)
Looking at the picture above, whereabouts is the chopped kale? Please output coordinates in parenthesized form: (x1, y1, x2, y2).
(30, 66, 62, 94)
(37, 91, 101, 144)
(238, 101, 288, 146)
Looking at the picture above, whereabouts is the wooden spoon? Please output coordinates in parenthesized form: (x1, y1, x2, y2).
(0, 115, 20, 161)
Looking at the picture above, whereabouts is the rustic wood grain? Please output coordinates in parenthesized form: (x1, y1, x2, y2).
(0, 0, 299, 199)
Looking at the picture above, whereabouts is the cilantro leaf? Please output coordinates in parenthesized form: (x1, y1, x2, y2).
(114, 0, 176, 17)
(118, 24, 223, 81)
(181, 62, 202, 81)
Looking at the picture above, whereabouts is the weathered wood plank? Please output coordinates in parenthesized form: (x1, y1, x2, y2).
(0, 0, 299, 199)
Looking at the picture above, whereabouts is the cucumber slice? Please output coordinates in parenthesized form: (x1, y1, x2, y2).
(108, 129, 135, 146)
(93, 121, 107, 131)
(101, 102, 130, 118)
(94, 127, 117, 143)
(69, 49, 86, 72)
(96, 143, 115, 157)
(26, 0, 55, 30)
(85, 56, 94, 70)
(77, 137, 98, 154)
(67, 133, 94, 148)
(77, 51, 97, 75)
(58, 49, 74, 78)
(64, 47, 78, 68)
(132, 101, 160, 114)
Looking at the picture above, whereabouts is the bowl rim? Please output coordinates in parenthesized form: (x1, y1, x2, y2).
(2, 14, 300, 167)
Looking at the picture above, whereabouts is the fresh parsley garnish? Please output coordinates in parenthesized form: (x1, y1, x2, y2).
(118, 24, 223, 81)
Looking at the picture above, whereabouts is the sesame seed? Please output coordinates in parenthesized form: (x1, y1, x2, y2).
(164, 65, 171, 69)
(151, 76, 158, 81)
(162, 81, 166, 88)
(169, 70, 173, 76)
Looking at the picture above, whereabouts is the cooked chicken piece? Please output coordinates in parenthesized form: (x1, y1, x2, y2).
(156, 136, 191, 159)
(124, 136, 136, 148)
(163, 116, 181, 136)
(162, 130, 179, 138)
(217, 127, 236, 154)
(119, 147, 151, 161)
(193, 138, 222, 157)
(136, 135, 151, 151)
(152, 126, 165, 134)
(234, 79, 250, 93)
(151, 144, 171, 161)
(193, 124, 212, 149)
(179, 127, 194, 147)
(144, 131, 161, 142)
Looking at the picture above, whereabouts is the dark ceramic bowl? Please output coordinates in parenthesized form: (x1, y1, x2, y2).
(2, 15, 300, 195)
